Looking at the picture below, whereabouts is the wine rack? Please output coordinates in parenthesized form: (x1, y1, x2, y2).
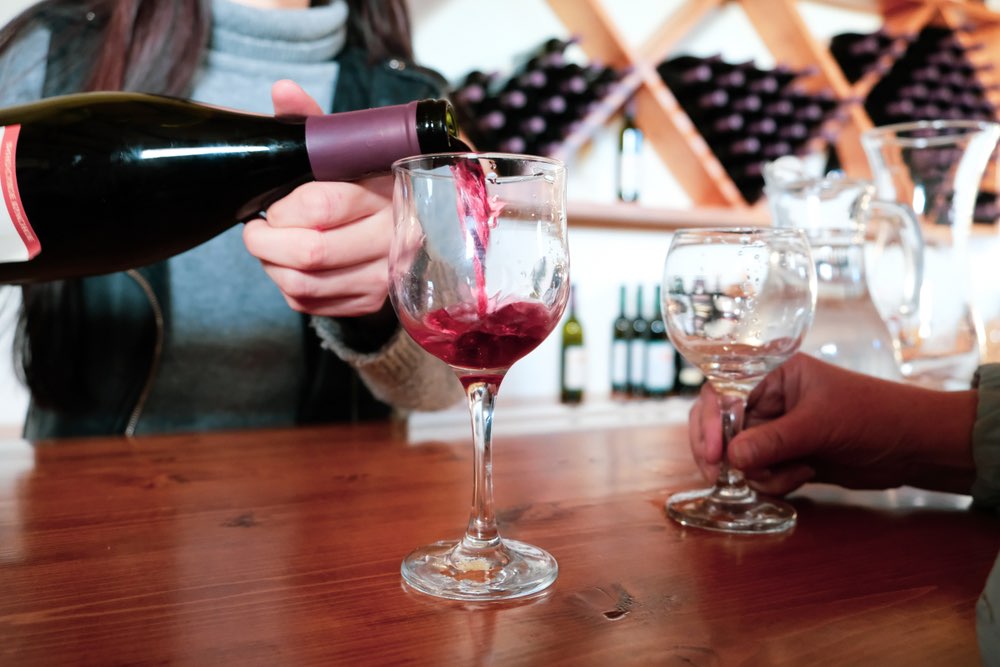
(540, 0, 1000, 230)
(449, 39, 625, 158)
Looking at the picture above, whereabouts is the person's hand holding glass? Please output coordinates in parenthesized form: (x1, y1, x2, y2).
(662, 228, 816, 533)
(389, 153, 569, 600)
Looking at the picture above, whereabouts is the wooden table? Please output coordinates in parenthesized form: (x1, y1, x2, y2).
(0, 419, 996, 666)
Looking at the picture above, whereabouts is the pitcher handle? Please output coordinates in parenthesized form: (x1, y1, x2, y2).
(868, 199, 924, 348)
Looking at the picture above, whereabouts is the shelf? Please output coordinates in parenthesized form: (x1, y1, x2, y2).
(567, 200, 769, 231)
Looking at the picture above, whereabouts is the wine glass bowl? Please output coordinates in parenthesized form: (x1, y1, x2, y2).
(662, 228, 816, 533)
(390, 153, 569, 600)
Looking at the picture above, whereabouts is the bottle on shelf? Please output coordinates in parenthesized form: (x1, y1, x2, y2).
(675, 352, 706, 395)
(560, 284, 586, 405)
(610, 284, 631, 400)
(617, 96, 643, 203)
(628, 284, 649, 398)
(643, 285, 675, 398)
(0, 92, 465, 284)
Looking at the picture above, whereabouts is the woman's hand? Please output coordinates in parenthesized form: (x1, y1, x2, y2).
(688, 353, 978, 496)
(242, 79, 395, 318)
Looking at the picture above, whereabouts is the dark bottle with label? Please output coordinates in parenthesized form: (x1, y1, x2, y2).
(560, 284, 586, 404)
(644, 285, 675, 398)
(628, 284, 649, 398)
(0, 92, 465, 284)
(610, 284, 631, 399)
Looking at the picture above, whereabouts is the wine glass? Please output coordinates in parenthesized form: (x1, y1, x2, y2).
(389, 152, 569, 600)
(661, 228, 816, 534)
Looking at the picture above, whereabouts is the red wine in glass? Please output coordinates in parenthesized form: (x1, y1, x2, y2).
(401, 300, 561, 385)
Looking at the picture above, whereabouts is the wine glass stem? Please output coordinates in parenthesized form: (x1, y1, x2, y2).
(715, 391, 750, 495)
(462, 380, 502, 551)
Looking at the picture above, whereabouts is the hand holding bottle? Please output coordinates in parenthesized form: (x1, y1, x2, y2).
(243, 80, 396, 319)
(687, 353, 978, 496)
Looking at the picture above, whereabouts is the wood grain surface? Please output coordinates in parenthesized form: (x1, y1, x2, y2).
(0, 421, 995, 666)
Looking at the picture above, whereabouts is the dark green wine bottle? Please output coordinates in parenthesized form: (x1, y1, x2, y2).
(560, 284, 585, 404)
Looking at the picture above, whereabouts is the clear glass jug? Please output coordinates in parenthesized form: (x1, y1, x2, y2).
(861, 120, 1000, 390)
(765, 162, 922, 381)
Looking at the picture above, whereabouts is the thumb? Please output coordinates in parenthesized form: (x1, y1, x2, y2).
(271, 79, 324, 117)
(728, 410, 820, 471)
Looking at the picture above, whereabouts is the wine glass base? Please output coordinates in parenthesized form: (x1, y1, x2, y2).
(666, 487, 796, 534)
(401, 538, 558, 601)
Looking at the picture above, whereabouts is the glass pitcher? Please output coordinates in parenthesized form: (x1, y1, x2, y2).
(765, 163, 922, 381)
(861, 120, 1000, 390)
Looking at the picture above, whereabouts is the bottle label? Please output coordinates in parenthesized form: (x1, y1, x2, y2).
(563, 345, 587, 391)
(611, 340, 628, 385)
(0, 125, 38, 262)
(629, 338, 645, 384)
(645, 341, 676, 391)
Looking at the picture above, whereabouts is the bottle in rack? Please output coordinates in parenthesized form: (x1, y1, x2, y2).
(643, 285, 675, 398)
(0, 92, 465, 284)
(560, 284, 586, 405)
(617, 97, 642, 203)
(628, 284, 649, 398)
(610, 284, 631, 400)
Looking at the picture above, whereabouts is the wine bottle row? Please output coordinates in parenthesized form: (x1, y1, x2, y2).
(861, 25, 997, 126)
(608, 284, 703, 403)
(828, 28, 912, 84)
(559, 283, 706, 406)
(450, 36, 624, 157)
(657, 54, 841, 204)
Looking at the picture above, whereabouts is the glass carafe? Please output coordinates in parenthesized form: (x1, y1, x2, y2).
(862, 120, 1000, 390)
(765, 169, 921, 381)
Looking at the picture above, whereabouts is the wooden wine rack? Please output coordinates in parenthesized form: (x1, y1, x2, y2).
(545, 0, 1000, 230)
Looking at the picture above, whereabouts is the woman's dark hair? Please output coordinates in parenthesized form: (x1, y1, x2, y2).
(1, 0, 417, 410)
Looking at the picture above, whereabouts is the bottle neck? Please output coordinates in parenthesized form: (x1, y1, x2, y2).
(304, 99, 462, 181)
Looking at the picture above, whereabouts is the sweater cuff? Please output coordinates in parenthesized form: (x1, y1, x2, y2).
(971, 364, 1000, 510)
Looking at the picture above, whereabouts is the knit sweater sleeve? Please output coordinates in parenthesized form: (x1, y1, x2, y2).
(310, 315, 463, 412)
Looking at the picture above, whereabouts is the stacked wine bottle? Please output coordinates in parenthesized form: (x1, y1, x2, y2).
(657, 54, 839, 204)
(828, 28, 912, 85)
(860, 25, 996, 126)
(449, 37, 623, 157)
(855, 25, 999, 223)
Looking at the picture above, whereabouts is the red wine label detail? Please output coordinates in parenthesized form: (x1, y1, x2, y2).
(0, 125, 38, 262)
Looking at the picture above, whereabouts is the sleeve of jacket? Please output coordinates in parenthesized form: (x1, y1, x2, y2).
(972, 364, 1000, 509)
(972, 364, 1000, 665)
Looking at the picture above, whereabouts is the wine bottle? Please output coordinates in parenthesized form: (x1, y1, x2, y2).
(617, 97, 643, 203)
(560, 284, 586, 405)
(0, 92, 465, 284)
(675, 351, 706, 395)
(610, 284, 631, 399)
(643, 285, 675, 398)
(628, 284, 649, 398)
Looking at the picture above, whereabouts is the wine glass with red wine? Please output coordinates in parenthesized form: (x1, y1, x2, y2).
(661, 228, 816, 534)
(389, 153, 569, 601)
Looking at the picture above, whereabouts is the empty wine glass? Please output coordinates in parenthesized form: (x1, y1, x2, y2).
(389, 153, 569, 600)
(662, 228, 816, 534)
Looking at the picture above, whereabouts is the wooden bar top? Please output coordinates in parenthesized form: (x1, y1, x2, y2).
(0, 419, 996, 665)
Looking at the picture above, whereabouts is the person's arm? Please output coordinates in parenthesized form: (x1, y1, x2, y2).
(241, 80, 461, 412)
(689, 353, 978, 496)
